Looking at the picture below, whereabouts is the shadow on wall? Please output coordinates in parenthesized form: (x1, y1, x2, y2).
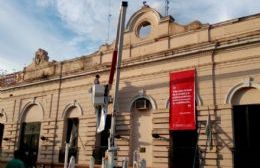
(119, 81, 154, 166)
(213, 123, 233, 152)
(118, 81, 141, 164)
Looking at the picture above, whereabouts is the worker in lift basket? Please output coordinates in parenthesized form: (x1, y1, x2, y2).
(88, 74, 100, 94)
(94, 74, 100, 84)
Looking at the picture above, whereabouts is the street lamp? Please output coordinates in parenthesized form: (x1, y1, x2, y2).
(152, 133, 169, 141)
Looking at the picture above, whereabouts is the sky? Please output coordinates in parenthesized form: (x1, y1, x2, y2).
(0, 0, 260, 73)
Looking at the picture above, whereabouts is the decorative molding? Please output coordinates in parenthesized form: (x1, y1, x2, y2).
(126, 7, 161, 32)
(61, 101, 83, 119)
(18, 101, 45, 123)
(138, 89, 145, 97)
(3, 36, 259, 92)
(33, 97, 37, 104)
(225, 77, 260, 104)
(34, 48, 49, 66)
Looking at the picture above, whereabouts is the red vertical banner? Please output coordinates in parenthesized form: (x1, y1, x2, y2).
(169, 69, 196, 131)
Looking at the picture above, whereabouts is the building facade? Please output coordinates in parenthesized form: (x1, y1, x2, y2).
(1, 6, 260, 168)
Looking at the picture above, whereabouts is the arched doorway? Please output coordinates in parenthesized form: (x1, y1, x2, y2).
(94, 115, 111, 164)
(59, 103, 82, 164)
(130, 96, 154, 167)
(0, 108, 7, 149)
(19, 103, 43, 168)
(231, 87, 260, 168)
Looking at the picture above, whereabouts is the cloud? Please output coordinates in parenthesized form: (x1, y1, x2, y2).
(36, 0, 55, 8)
(55, 0, 110, 39)
(0, 1, 85, 72)
(172, 0, 260, 24)
(1, 0, 260, 73)
(0, 56, 21, 73)
(36, 0, 260, 42)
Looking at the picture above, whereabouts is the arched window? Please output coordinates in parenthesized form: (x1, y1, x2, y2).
(132, 97, 152, 111)
(137, 21, 152, 39)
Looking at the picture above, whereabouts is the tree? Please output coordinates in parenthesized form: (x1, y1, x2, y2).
(0, 68, 8, 77)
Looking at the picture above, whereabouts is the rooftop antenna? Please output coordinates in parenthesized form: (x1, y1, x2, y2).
(107, 0, 112, 42)
(107, 14, 112, 43)
(165, 0, 169, 16)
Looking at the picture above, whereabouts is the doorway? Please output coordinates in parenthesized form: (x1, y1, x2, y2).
(0, 123, 4, 148)
(170, 131, 199, 168)
(233, 105, 260, 168)
(94, 115, 111, 164)
(67, 118, 79, 163)
(59, 118, 80, 163)
(19, 122, 41, 168)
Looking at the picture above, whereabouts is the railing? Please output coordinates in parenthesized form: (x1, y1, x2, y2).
(92, 146, 108, 164)
(58, 146, 78, 163)
(0, 72, 23, 87)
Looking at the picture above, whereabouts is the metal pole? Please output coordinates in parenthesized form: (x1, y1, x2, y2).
(64, 143, 69, 168)
(108, 1, 128, 167)
(110, 0, 127, 148)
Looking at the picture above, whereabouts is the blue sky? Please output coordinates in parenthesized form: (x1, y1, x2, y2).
(1, 0, 260, 73)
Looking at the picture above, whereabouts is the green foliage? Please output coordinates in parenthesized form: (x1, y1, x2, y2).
(0, 68, 8, 77)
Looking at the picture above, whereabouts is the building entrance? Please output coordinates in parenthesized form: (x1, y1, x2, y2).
(0, 123, 4, 148)
(170, 131, 199, 168)
(94, 115, 111, 164)
(233, 105, 260, 168)
(19, 122, 41, 168)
